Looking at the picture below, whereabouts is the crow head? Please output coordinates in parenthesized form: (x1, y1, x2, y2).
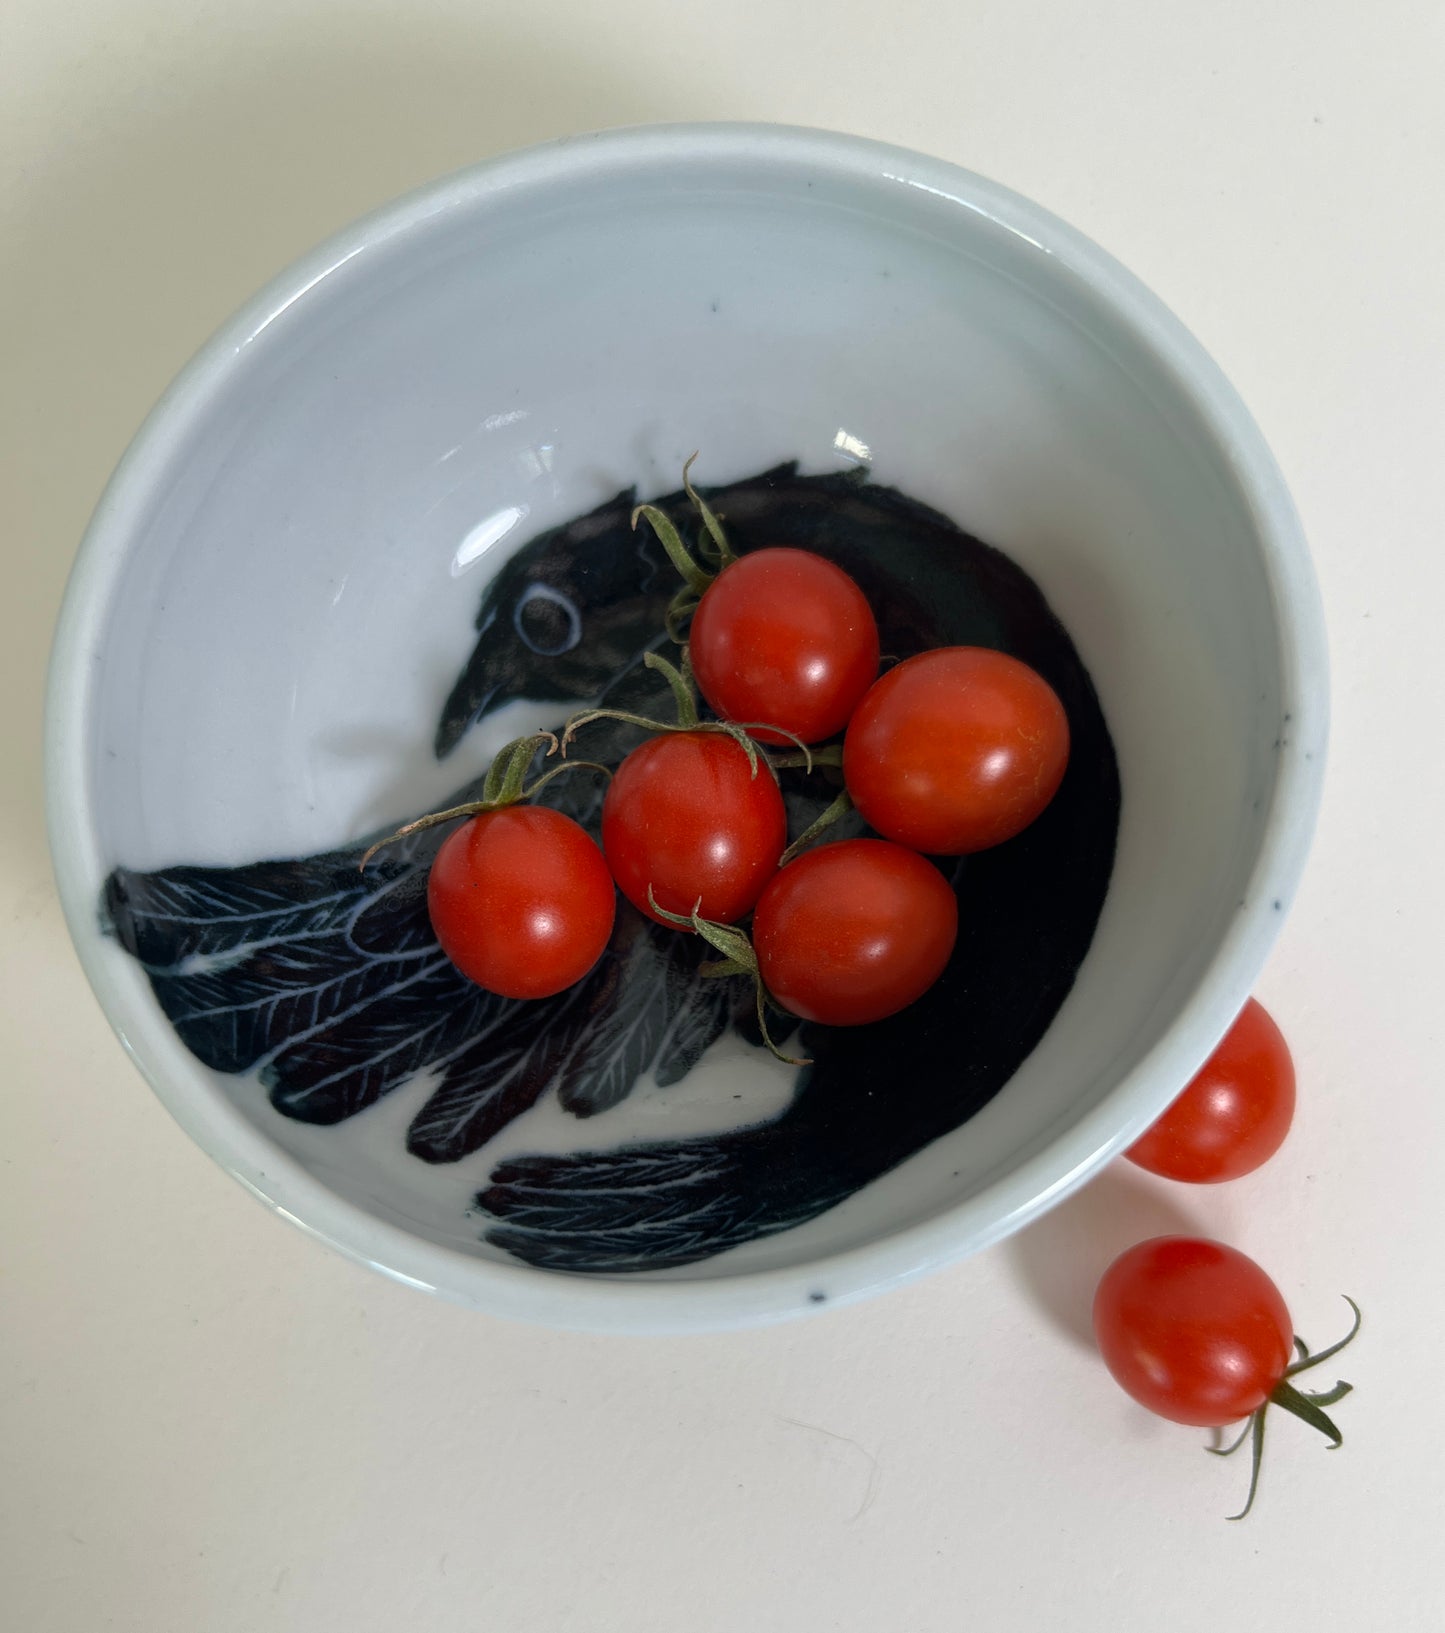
(432, 462, 861, 759)
(434, 485, 674, 758)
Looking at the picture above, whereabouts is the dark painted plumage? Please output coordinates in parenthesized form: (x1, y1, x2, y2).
(102, 464, 1120, 1274)
(104, 663, 743, 1164)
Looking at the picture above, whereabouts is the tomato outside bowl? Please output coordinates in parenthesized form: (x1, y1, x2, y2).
(45, 124, 1326, 1333)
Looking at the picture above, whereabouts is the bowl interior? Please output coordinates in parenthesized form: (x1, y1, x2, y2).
(56, 130, 1319, 1308)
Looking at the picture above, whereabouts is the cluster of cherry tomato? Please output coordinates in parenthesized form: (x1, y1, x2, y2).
(422, 464, 1071, 1041)
(1095, 1001, 1360, 1519)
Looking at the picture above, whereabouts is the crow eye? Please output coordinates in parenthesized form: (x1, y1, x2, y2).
(514, 583, 581, 656)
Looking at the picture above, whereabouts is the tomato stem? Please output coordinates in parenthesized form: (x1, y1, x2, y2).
(666, 590, 700, 645)
(751, 982, 808, 1068)
(728, 725, 817, 775)
(1283, 1296, 1361, 1376)
(561, 706, 679, 751)
(356, 733, 607, 871)
(560, 668, 809, 783)
(632, 502, 714, 598)
(1207, 1421, 1254, 1459)
(1299, 1379, 1353, 1408)
(769, 744, 844, 772)
(1225, 1408, 1269, 1521)
(561, 705, 778, 779)
(633, 457, 738, 639)
(483, 732, 559, 806)
(1267, 1379, 1344, 1447)
(645, 889, 810, 1067)
(681, 452, 738, 568)
(1206, 1296, 1361, 1521)
(358, 802, 496, 870)
(678, 643, 698, 700)
(641, 649, 700, 728)
(521, 760, 613, 800)
(1222, 1377, 1345, 1523)
(779, 790, 854, 866)
(562, 624, 815, 781)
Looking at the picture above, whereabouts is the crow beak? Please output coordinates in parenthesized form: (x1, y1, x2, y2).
(433, 629, 515, 759)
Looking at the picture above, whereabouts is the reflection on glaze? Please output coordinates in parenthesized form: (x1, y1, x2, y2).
(451, 503, 529, 576)
(102, 464, 1119, 1274)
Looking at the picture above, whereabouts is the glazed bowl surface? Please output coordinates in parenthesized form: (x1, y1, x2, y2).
(46, 124, 1326, 1330)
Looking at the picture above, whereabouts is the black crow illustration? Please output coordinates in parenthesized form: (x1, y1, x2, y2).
(435, 463, 858, 758)
(434, 484, 672, 760)
(103, 464, 1119, 1274)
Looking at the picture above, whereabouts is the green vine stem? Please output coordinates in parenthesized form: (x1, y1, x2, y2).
(632, 503, 712, 598)
(778, 791, 855, 866)
(633, 454, 739, 644)
(560, 651, 812, 780)
(665, 594, 700, 645)
(645, 648, 701, 728)
(646, 890, 810, 1067)
(357, 732, 610, 871)
(768, 744, 844, 772)
(1207, 1296, 1362, 1520)
(681, 452, 737, 567)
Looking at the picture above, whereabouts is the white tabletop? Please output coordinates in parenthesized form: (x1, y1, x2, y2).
(5, 2, 1443, 1628)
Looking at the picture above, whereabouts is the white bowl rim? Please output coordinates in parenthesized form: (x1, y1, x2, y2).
(45, 121, 1327, 1333)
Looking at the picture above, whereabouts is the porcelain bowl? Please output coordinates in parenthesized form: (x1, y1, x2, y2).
(46, 124, 1325, 1331)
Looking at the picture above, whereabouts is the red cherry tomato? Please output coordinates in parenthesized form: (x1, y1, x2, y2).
(602, 730, 787, 925)
(428, 805, 615, 999)
(1127, 999, 1296, 1182)
(752, 839, 958, 1026)
(689, 548, 880, 745)
(1093, 1237, 1294, 1427)
(843, 646, 1070, 854)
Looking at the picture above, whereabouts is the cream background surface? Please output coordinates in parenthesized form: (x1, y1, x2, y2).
(4, 3, 1442, 1627)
